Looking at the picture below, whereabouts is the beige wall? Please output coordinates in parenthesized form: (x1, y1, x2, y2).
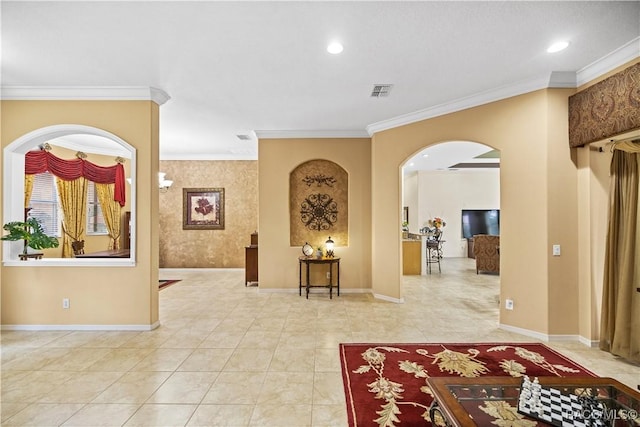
(1, 100, 159, 328)
(546, 89, 580, 335)
(258, 138, 372, 292)
(372, 89, 574, 331)
(414, 168, 500, 258)
(158, 160, 258, 268)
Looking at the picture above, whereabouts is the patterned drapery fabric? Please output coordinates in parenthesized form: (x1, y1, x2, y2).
(95, 183, 121, 250)
(24, 174, 34, 209)
(600, 149, 639, 363)
(25, 150, 125, 206)
(56, 177, 88, 258)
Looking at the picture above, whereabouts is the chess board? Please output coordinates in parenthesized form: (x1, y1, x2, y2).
(517, 377, 610, 427)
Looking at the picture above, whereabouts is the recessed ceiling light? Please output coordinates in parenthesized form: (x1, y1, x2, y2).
(422, 154, 429, 158)
(327, 41, 343, 54)
(547, 41, 570, 53)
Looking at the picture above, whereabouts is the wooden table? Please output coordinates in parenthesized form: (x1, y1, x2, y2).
(298, 256, 340, 299)
(75, 249, 130, 258)
(427, 376, 640, 427)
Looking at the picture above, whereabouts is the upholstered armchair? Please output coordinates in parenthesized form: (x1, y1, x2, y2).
(473, 234, 500, 274)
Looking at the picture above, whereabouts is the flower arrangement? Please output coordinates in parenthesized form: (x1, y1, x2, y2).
(428, 217, 446, 229)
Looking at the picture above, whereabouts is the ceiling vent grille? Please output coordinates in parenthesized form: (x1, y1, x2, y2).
(236, 134, 251, 141)
(370, 84, 393, 98)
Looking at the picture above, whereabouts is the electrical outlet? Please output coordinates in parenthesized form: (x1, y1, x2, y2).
(326, 272, 331, 279)
(552, 244, 561, 256)
(62, 298, 70, 309)
(505, 299, 514, 310)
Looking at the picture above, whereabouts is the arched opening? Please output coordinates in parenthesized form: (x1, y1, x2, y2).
(2, 124, 136, 265)
(400, 140, 501, 308)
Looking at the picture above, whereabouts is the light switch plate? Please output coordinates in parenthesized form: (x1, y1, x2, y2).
(552, 244, 561, 256)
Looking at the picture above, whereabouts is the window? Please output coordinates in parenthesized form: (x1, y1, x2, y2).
(28, 172, 60, 236)
(29, 174, 108, 236)
(87, 181, 108, 234)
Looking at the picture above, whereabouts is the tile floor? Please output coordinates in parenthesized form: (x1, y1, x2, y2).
(1, 258, 638, 426)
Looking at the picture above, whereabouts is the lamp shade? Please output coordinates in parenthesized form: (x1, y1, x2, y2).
(325, 236, 335, 257)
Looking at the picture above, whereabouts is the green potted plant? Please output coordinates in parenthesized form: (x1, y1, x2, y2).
(1, 217, 59, 258)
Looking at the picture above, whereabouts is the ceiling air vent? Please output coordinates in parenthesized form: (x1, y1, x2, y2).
(370, 84, 393, 98)
(236, 134, 251, 141)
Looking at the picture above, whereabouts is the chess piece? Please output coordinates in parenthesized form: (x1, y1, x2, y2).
(519, 376, 532, 411)
(532, 377, 543, 415)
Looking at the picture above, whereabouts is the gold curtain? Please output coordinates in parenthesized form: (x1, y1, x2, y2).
(24, 174, 35, 209)
(96, 183, 121, 250)
(599, 149, 640, 363)
(56, 177, 88, 258)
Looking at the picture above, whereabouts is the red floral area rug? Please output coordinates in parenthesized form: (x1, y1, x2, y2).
(339, 343, 596, 427)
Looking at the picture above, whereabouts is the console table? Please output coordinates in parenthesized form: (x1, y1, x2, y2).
(427, 376, 640, 427)
(298, 256, 340, 299)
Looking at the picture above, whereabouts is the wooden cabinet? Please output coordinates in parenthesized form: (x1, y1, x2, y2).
(402, 240, 422, 275)
(245, 232, 258, 286)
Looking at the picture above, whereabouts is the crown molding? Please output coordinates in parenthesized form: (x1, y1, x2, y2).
(367, 38, 639, 136)
(367, 75, 551, 135)
(0, 86, 171, 105)
(576, 36, 640, 86)
(254, 130, 370, 139)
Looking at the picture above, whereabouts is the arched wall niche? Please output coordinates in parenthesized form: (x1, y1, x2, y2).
(2, 124, 137, 265)
(289, 159, 349, 250)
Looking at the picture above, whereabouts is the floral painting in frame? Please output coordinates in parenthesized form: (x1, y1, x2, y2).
(182, 188, 225, 230)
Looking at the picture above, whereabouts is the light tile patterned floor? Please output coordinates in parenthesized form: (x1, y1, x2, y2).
(1, 258, 638, 426)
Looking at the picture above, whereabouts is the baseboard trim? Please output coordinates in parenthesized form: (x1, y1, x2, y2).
(373, 293, 405, 304)
(578, 336, 600, 348)
(1, 321, 160, 331)
(159, 268, 243, 273)
(500, 324, 599, 348)
(499, 323, 553, 342)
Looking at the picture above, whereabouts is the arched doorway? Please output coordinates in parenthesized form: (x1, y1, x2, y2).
(400, 140, 500, 279)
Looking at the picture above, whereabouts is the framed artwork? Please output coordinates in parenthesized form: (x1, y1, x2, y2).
(183, 188, 225, 230)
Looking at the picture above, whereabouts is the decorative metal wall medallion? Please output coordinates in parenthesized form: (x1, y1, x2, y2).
(300, 193, 338, 231)
(302, 174, 337, 187)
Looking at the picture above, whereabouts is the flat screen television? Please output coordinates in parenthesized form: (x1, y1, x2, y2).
(461, 209, 500, 239)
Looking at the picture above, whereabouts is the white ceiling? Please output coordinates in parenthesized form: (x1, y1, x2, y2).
(2, 1, 639, 164)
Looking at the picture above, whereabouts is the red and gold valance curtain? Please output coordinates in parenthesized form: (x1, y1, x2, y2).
(600, 145, 640, 364)
(25, 150, 126, 207)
